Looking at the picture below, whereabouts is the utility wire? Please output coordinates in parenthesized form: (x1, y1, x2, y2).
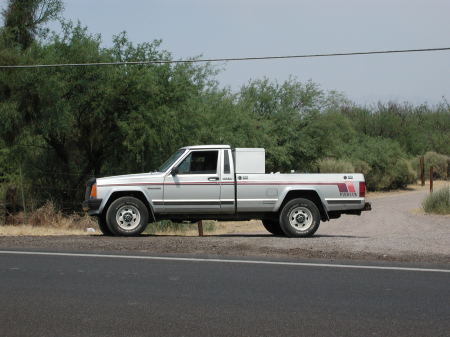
(1, 47, 449, 69)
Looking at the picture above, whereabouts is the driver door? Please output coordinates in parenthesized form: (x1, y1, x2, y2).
(163, 150, 221, 213)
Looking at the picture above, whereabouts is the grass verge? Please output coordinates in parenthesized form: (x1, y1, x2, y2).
(422, 186, 450, 215)
(0, 201, 98, 236)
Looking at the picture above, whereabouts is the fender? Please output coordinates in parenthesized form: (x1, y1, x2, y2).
(275, 187, 329, 221)
(97, 185, 156, 220)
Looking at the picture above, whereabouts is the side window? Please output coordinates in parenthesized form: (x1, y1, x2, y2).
(224, 150, 230, 174)
(177, 151, 218, 174)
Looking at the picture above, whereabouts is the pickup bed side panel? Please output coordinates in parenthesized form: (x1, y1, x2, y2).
(236, 175, 329, 213)
(235, 174, 283, 212)
(235, 174, 366, 213)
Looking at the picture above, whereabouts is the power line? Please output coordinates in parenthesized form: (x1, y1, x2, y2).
(1, 47, 449, 69)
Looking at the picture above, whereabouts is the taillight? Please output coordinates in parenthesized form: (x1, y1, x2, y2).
(90, 183, 97, 198)
(359, 181, 366, 197)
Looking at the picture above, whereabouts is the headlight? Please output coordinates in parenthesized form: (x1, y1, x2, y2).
(90, 183, 97, 198)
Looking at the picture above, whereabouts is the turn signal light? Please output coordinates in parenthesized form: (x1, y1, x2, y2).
(359, 181, 366, 197)
(90, 184, 97, 198)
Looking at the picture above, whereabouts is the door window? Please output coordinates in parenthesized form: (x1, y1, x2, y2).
(177, 151, 218, 174)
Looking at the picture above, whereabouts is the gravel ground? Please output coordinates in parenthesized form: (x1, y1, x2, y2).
(0, 188, 449, 263)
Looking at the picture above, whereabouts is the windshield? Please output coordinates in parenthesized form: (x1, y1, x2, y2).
(157, 149, 186, 172)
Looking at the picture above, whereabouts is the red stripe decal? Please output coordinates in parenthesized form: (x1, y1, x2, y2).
(98, 181, 349, 188)
(345, 182, 356, 193)
(337, 183, 348, 192)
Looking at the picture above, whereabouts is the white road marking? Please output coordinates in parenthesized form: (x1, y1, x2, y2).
(0, 250, 449, 273)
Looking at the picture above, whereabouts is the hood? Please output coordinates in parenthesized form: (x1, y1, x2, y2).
(96, 171, 164, 186)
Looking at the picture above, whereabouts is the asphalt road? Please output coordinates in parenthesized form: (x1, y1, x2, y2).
(0, 251, 449, 337)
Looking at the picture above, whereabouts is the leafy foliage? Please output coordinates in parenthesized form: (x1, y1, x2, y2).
(0, 2, 449, 212)
(318, 159, 354, 173)
(1, 0, 64, 49)
(343, 136, 417, 190)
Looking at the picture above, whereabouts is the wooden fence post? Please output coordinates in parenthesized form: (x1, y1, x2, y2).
(447, 159, 450, 180)
(420, 156, 425, 186)
(197, 220, 204, 237)
(429, 166, 433, 193)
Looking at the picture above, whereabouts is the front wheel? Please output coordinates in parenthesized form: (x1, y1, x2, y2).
(261, 219, 285, 236)
(279, 198, 320, 237)
(97, 215, 113, 236)
(106, 197, 149, 236)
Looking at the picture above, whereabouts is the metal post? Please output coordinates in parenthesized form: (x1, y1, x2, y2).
(197, 220, 204, 237)
(429, 166, 433, 193)
(420, 156, 425, 186)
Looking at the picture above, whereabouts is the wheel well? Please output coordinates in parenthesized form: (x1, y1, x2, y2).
(280, 190, 329, 221)
(103, 191, 155, 221)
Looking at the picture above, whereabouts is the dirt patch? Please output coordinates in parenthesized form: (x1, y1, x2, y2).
(366, 180, 448, 198)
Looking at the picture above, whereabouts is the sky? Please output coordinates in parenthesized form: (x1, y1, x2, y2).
(4, 0, 450, 104)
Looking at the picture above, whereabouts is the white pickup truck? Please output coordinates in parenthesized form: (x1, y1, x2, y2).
(83, 145, 371, 237)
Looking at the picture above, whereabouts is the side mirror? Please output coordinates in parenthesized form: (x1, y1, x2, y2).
(171, 167, 179, 176)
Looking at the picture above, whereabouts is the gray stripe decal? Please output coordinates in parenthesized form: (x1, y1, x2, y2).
(154, 201, 234, 206)
(327, 200, 362, 204)
(163, 201, 221, 206)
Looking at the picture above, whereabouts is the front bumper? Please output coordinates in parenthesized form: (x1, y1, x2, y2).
(82, 198, 102, 213)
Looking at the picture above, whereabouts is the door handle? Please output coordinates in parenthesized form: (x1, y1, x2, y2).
(208, 177, 219, 181)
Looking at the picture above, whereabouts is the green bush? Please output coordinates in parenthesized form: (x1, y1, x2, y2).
(318, 158, 354, 173)
(352, 159, 371, 176)
(422, 186, 450, 214)
(413, 152, 450, 180)
(346, 136, 416, 190)
(391, 159, 417, 189)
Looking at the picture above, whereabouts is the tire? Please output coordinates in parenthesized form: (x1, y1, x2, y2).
(262, 219, 285, 236)
(105, 197, 149, 236)
(97, 215, 113, 236)
(279, 198, 320, 237)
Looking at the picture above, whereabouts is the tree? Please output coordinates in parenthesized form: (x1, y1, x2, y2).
(1, 0, 63, 49)
(0, 22, 218, 207)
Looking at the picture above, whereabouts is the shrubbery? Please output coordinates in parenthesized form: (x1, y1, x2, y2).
(345, 136, 416, 190)
(412, 152, 450, 180)
(318, 158, 354, 173)
(422, 186, 450, 214)
(315, 137, 418, 190)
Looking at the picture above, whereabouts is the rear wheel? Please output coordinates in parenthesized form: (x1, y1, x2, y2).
(106, 197, 149, 236)
(279, 198, 320, 237)
(262, 219, 285, 236)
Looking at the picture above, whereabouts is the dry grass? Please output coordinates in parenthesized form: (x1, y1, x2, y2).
(0, 201, 98, 236)
(422, 185, 450, 215)
(0, 225, 89, 236)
